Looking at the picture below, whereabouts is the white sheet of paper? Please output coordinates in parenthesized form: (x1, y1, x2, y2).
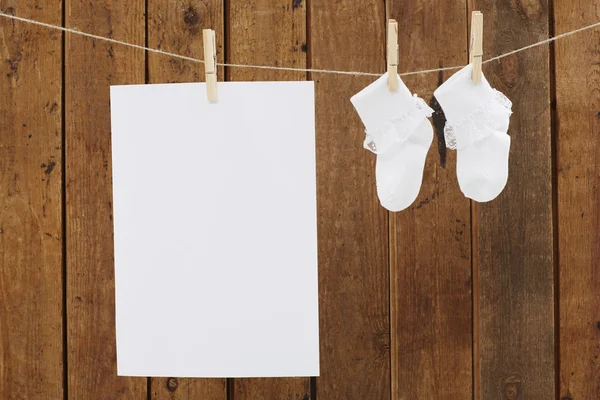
(110, 81, 318, 378)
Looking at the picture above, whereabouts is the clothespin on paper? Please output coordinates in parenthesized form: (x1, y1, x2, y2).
(470, 11, 483, 84)
(203, 29, 217, 102)
(387, 19, 399, 91)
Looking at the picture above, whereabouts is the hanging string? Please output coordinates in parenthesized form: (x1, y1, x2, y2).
(1, 11, 600, 78)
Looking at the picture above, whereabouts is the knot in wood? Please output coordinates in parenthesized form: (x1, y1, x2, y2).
(166, 377, 178, 392)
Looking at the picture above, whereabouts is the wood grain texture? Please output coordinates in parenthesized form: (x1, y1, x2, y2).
(235, 378, 310, 400)
(0, 2, 63, 398)
(65, 0, 146, 398)
(228, 0, 306, 81)
(387, 1, 473, 399)
(554, 0, 600, 398)
(310, 1, 390, 399)
(471, 1, 555, 399)
(152, 377, 226, 400)
(228, 0, 308, 397)
(147, 0, 224, 84)
(147, 1, 226, 397)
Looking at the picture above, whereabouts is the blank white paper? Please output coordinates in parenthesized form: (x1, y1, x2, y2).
(110, 81, 318, 378)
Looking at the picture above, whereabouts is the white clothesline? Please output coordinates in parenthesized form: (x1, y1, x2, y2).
(0, 11, 599, 77)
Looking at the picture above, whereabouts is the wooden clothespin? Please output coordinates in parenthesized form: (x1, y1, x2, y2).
(470, 11, 483, 84)
(387, 19, 399, 91)
(203, 29, 217, 102)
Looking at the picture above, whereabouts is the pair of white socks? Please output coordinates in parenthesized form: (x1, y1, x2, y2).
(351, 64, 512, 212)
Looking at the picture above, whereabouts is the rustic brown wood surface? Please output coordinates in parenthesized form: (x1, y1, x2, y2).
(0, 2, 64, 399)
(387, 1, 473, 398)
(234, 378, 310, 400)
(310, 1, 390, 399)
(228, 1, 308, 398)
(1, 1, 600, 399)
(65, 0, 147, 398)
(554, 1, 600, 398)
(228, 0, 306, 82)
(472, 1, 556, 399)
(146, 1, 225, 398)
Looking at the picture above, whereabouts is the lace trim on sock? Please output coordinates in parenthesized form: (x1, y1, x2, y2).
(444, 89, 512, 150)
(364, 95, 434, 154)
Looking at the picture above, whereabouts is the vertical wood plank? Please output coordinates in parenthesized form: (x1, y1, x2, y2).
(228, 0, 306, 81)
(310, 2, 390, 399)
(65, 0, 147, 398)
(0, 3, 63, 398)
(235, 378, 310, 400)
(471, 1, 555, 399)
(387, 1, 472, 399)
(146, 1, 226, 397)
(554, 0, 600, 398)
(227, 0, 309, 397)
(147, 0, 224, 84)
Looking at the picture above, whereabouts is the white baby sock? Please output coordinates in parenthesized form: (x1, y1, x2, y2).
(351, 73, 434, 212)
(434, 64, 512, 202)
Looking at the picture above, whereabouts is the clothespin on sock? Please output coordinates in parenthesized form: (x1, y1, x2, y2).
(203, 29, 217, 102)
(470, 11, 483, 84)
(387, 19, 399, 91)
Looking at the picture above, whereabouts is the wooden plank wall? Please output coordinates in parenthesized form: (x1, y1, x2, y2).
(1, 1, 600, 399)
(0, 2, 63, 398)
(554, 0, 600, 398)
(64, 0, 147, 398)
(472, 1, 556, 399)
(310, 1, 390, 399)
(388, 0, 472, 398)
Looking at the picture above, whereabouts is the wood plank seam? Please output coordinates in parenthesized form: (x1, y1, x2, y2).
(61, 1, 69, 400)
(547, 1, 561, 399)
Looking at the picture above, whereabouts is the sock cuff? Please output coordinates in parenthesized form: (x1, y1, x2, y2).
(351, 72, 417, 130)
(351, 72, 433, 154)
(434, 64, 495, 121)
